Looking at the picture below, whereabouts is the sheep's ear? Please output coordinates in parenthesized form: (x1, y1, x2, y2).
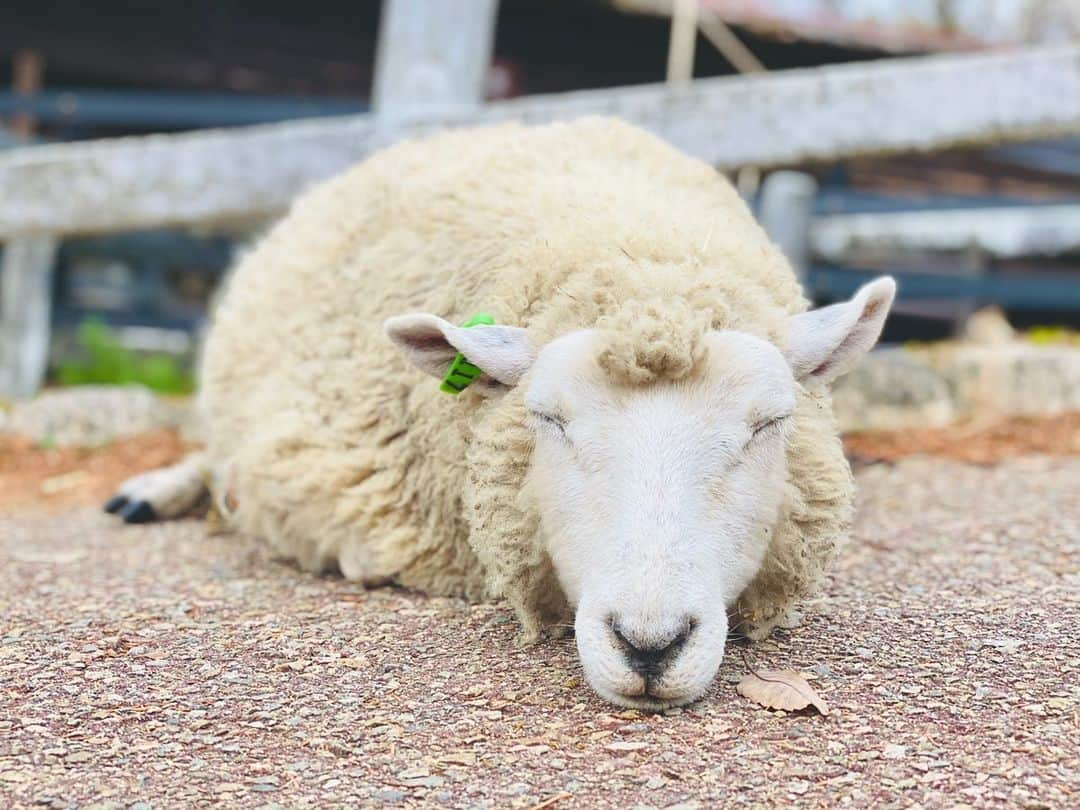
(783, 277, 896, 384)
(384, 313, 535, 391)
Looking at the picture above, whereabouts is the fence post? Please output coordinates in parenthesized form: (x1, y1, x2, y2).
(373, 0, 499, 122)
(666, 0, 699, 83)
(0, 236, 59, 398)
(758, 170, 818, 284)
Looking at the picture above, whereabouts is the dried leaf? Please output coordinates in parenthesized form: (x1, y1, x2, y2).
(736, 669, 830, 716)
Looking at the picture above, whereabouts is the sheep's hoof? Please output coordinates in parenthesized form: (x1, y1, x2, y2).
(545, 624, 571, 641)
(514, 626, 543, 648)
(103, 495, 128, 514)
(120, 500, 158, 524)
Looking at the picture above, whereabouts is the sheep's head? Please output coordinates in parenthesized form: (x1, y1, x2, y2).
(385, 277, 895, 710)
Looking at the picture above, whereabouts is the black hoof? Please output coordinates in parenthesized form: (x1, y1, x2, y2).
(120, 500, 158, 524)
(104, 495, 129, 514)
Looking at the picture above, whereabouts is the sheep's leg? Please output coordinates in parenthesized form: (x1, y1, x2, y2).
(104, 452, 209, 524)
(509, 563, 573, 647)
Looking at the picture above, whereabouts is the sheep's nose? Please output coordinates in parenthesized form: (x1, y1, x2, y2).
(612, 619, 694, 676)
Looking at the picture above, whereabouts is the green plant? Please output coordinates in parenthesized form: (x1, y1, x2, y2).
(55, 317, 195, 394)
(1025, 326, 1080, 346)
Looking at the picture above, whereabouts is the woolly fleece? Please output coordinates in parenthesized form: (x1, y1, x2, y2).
(199, 117, 855, 642)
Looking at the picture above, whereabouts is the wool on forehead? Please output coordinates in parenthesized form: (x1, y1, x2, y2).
(592, 297, 714, 386)
(517, 253, 787, 388)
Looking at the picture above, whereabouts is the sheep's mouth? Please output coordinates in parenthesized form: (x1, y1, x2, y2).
(593, 677, 705, 712)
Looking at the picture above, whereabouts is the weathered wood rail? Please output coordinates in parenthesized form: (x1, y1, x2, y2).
(2, 44, 1078, 238)
(811, 204, 1080, 262)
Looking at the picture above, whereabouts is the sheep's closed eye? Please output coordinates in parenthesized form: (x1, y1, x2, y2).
(531, 411, 569, 440)
(748, 414, 790, 444)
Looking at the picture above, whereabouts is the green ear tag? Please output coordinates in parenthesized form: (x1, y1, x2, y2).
(440, 313, 495, 395)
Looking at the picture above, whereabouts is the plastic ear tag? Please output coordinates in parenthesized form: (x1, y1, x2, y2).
(440, 313, 495, 395)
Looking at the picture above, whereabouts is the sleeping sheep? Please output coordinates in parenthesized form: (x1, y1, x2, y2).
(107, 117, 894, 709)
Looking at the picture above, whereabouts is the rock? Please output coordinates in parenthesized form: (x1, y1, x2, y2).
(979, 637, 1022, 653)
(919, 343, 1080, 418)
(778, 609, 804, 629)
(605, 741, 648, 752)
(833, 348, 955, 432)
(5, 385, 190, 447)
(810, 663, 835, 679)
(837, 341, 1080, 432)
(963, 306, 1015, 346)
(406, 776, 444, 788)
(371, 789, 406, 803)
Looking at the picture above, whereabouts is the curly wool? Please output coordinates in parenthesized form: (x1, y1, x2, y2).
(198, 117, 854, 642)
(594, 298, 713, 386)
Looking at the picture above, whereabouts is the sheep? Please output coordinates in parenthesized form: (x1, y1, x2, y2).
(107, 117, 894, 709)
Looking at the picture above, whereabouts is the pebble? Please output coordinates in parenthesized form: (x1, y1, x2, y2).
(371, 789, 406, 803)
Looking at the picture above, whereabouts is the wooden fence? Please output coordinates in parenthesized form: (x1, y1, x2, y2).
(1, 0, 1079, 396)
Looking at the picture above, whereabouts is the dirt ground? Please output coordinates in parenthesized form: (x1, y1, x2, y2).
(0, 429, 188, 514)
(3, 413, 1079, 515)
(843, 412, 1080, 466)
(1, 422, 1078, 808)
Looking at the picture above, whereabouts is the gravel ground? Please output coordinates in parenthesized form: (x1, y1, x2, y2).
(1, 456, 1077, 809)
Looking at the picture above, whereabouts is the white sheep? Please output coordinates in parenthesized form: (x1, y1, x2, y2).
(107, 117, 894, 709)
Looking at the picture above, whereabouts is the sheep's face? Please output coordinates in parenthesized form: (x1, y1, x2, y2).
(524, 328, 794, 709)
(386, 277, 895, 710)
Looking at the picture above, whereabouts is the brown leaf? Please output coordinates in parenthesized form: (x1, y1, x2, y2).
(736, 669, 830, 716)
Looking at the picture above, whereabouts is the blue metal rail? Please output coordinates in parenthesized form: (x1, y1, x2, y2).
(808, 267, 1080, 311)
(0, 89, 367, 130)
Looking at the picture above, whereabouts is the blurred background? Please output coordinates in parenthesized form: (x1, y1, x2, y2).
(3, 7, 1078, 803)
(1, 0, 1078, 406)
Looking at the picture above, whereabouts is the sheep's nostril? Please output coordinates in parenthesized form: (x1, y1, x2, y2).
(612, 619, 694, 675)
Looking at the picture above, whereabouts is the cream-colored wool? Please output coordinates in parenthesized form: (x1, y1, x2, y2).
(199, 117, 854, 641)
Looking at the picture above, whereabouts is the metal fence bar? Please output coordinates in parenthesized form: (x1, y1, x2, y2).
(807, 267, 1080, 310)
